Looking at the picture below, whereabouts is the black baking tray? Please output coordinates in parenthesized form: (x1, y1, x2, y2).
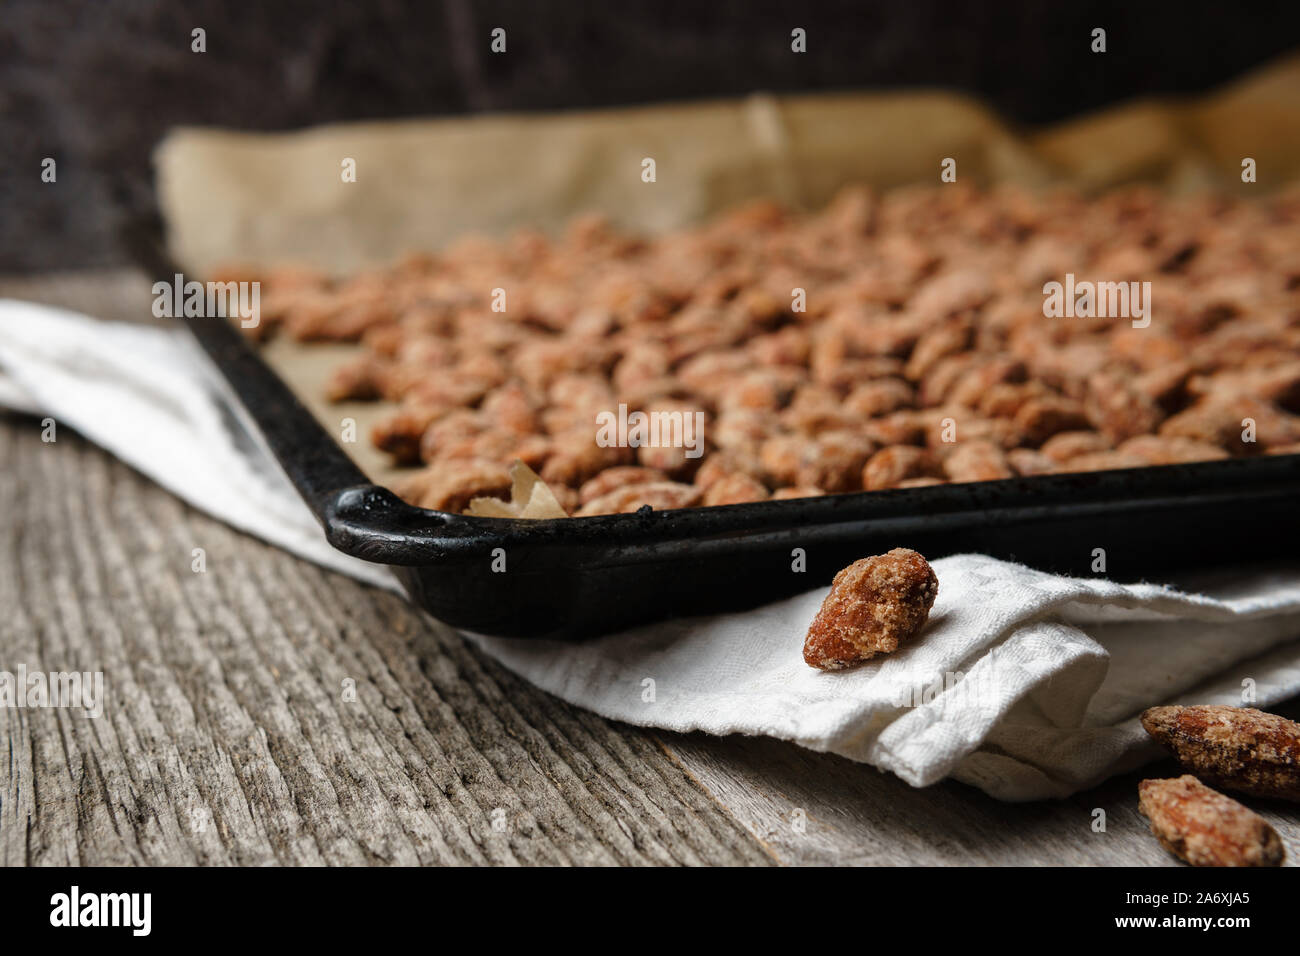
(126, 220, 1300, 639)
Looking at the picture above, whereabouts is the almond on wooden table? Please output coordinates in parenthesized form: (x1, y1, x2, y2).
(1140, 704, 1300, 801)
(803, 548, 938, 671)
(1138, 775, 1284, 867)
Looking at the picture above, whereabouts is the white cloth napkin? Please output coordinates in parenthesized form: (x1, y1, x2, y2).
(4, 300, 1300, 801)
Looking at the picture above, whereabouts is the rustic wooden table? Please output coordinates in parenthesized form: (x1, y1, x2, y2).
(3, 270, 1297, 866)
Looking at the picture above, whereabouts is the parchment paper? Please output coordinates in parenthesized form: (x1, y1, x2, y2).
(155, 54, 1300, 277)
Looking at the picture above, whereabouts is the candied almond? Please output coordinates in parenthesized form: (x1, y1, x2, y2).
(1012, 395, 1091, 447)
(748, 327, 811, 366)
(794, 431, 875, 493)
(1161, 395, 1300, 453)
(942, 439, 1013, 483)
(1084, 371, 1164, 443)
(904, 317, 973, 383)
(1040, 429, 1112, 464)
(923, 413, 1020, 452)
(1134, 361, 1193, 412)
(394, 458, 512, 514)
(576, 481, 702, 516)
(1191, 362, 1300, 412)
(540, 434, 632, 486)
(917, 353, 980, 407)
(325, 354, 388, 402)
(862, 445, 941, 490)
(976, 380, 1051, 419)
(372, 405, 441, 465)
(1006, 447, 1056, 476)
(1138, 776, 1283, 868)
(803, 548, 939, 671)
(577, 466, 667, 504)
(1140, 705, 1300, 802)
(946, 356, 1026, 409)
(480, 381, 541, 435)
(906, 268, 993, 323)
(844, 379, 914, 418)
(418, 409, 487, 463)
(759, 434, 805, 487)
(863, 411, 926, 447)
(701, 472, 769, 506)
(712, 409, 772, 451)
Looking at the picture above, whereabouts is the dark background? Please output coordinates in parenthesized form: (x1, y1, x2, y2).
(2, 0, 1299, 272)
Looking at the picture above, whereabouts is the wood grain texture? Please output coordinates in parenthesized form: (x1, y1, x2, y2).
(663, 733, 1299, 866)
(0, 419, 771, 866)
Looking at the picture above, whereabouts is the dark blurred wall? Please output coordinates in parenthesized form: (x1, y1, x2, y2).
(2, 0, 1298, 272)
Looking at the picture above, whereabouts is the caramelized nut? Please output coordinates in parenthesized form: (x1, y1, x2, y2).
(803, 548, 938, 671)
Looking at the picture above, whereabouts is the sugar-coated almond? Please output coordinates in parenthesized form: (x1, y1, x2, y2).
(1138, 775, 1284, 867)
(803, 548, 938, 671)
(1141, 705, 1300, 801)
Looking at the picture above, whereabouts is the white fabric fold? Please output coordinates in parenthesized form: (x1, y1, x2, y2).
(4, 300, 1298, 800)
(0, 300, 397, 591)
(464, 558, 1300, 799)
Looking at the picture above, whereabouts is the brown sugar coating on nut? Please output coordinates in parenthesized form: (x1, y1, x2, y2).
(803, 548, 938, 671)
(1085, 371, 1166, 443)
(1012, 395, 1090, 446)
(1138, 775, 1284, 867)
(942, 440, 1013, 483)
(371, 405, 442, 465)
(1006, 447, 1056, 476)
(862, 445, 941, 490)
(394, 458, 512, 513)
(325, 353, 388, 402)
(701, 471, 769, 507)
(480, 381, 541, 435)
(976, 380, 1050, 419)
(576, 481, 702, 516)
(796, 431, 876, 492)
(844, 379, 915, 418)
(540, 434, 631, 487)
(1140, 705, 1300, 802)
(577, 466, 667, 504)
(1040, 430, 1113, 463)
(1161, 395, 1300, 453)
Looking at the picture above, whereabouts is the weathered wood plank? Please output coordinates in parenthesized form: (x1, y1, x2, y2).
(659, 723, 1300, 866)
(0, 418, 772, 866)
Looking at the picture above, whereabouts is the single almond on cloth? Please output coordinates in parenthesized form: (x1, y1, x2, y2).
(1140, 705, 1300, 802)
(803, 548, 938, 671)
(1138, 775, 1284, 867)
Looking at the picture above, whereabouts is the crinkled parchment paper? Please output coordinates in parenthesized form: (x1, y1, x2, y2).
(156, 55, 1300, 277)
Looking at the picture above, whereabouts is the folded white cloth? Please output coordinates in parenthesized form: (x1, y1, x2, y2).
(4, 300, 1299, 800)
